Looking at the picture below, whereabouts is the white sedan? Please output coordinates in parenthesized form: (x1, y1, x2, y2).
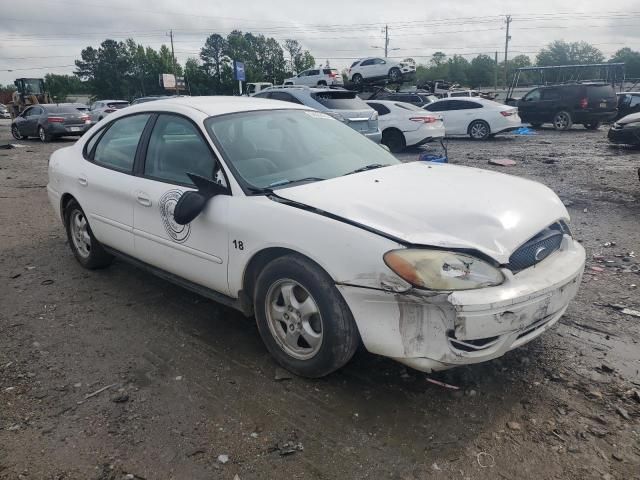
(366, 100, 445, 152)
(47, 96, 585, 378)
(424, 97, 523, 140)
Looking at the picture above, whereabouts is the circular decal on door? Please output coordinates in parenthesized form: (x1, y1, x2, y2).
(159, 190, 191, 244)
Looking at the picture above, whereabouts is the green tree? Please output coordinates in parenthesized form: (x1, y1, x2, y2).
(536, 41, 604, 66)
(184, 58, 210, 95)
(447, 55, 470, 84)
(610, 47, 640, 78)
(468, 54, 496, 87)
(430, 52, 447, 67)
(75, 39, 133, 99)
(283, 38, 315, 74)
(44, 73, 88, 102)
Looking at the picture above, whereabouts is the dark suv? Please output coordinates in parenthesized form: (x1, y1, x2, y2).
(517, 83, 617, 130)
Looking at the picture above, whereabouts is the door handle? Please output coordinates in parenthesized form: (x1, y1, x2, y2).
(136, 193, 152, 207)
(78, 176, 88, 186)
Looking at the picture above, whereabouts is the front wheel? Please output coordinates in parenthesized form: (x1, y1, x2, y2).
(254, 254, 360, 378)
(389, 67, 402, 82)
(64, 200, 113, 269)
(468, 120, 491, 140)
(553, 111, 573, 131)
(11, 124, 24, 140)
(585, 121, 602, 130)
(351, 73, 363, 85)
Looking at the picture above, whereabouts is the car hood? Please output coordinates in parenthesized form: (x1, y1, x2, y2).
(618, 112, 640, 124)
(275, 162, 568, 263)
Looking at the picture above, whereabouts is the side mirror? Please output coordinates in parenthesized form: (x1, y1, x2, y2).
(173, 173, 229, 225)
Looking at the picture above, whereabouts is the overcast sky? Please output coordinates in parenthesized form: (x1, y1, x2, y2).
(1, 0, 639, 85)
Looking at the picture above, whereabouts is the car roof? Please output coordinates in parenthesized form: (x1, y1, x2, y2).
(126, 95, 311, 117)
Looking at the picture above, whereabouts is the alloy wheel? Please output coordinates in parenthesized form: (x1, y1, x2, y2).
(70, 210, 92, 258)
(470, 121, 489, 139)
(265, 279, 323, 360)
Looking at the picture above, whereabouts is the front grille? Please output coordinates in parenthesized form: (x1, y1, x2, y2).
(508, 223, 567, 272)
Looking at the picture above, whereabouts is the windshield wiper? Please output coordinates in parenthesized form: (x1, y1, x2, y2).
(342, 163, 387, 176)
(268, 177, 326, 187)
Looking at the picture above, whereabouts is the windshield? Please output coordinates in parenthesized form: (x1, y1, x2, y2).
(21, 79, 44, 95)
(205, 109, 399, 191)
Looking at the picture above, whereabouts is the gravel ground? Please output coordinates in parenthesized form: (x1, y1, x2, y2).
(0, 118, 639, 480)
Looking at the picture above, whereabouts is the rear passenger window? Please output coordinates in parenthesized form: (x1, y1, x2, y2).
(452, 101, 482, 110)
(425, 101, 451, 112)
(541, 89, 561, 101)
(630, 95, 640, 107)
(144, 114, 216, 186)
(93, 114, 150, 172)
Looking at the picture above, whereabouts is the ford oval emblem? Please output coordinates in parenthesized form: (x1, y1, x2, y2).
(534, 246, 548, 261)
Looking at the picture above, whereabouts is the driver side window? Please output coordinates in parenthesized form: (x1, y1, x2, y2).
(144, 114, 221, 187)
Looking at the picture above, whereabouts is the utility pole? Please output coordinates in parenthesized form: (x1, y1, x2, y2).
(384, 25, 389, 57)
(168, 29, 180, 95)
(494, 51, 499, 94)
(503, 15, 512, 90)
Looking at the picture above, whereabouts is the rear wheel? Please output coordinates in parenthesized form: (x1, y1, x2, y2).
(389, 68, 402, 82)
(254, 254, 360, 378)
(553, 111, 573, 131)
(317, 80, 327, 86)
(381, 128, 406, 152)
(468, 120, 491, 140)
(64, 200, 113, 269)
(352, 73, 363, 85)
(38, 126, 51, 142)
(11, 124, 25, 140)
(585, 121, 602, 130)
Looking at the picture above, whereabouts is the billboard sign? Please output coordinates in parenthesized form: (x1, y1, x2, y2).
(233, 61, 246, 81)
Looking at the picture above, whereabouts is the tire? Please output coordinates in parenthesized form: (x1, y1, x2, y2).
(64, 200, 113, 269)
(351, 73, 363, 85)
(585, 121, 602, 130)
(388, 67, 402, 82)
(284, 82, 293, 86)
(381, 129, 406, 153)
(317, 81, 327, 86)
(11, 124, 25, 140)
(38, 126, 52, 143)
(254, 254, 360, 378)
(553, 111, 573, 131)
(468, 120, 491, 140)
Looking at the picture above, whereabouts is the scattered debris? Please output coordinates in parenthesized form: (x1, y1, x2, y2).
(431, 462, 441, 471)
(40, 279, 54, 286)
(476, 452, 495, 468)
(174, 376, 183, 381)
(274, 368, 293, 381)
(10, 273, 21, 279)
(587, 390, 603, 400)
(250, 432, 259, 438)
(217, 454, 229, 464)
(270, 441, 304, 456)
(612, 452, 624, 461)
(542, 159, 557, 164)
(7, 424, 20, 431)
(111, 393, 129, 403)
(616, 406, 631, 421)
(590, 266, 605, 273)
(507, 421, 522, 431)
(426, 377, 460, 390)
(84, 383, 118, 399)
(187, 449, 206, 457)
(600, 363, 615, 374)
(488, 158, 517, 167)
(621, 308, 640, 318)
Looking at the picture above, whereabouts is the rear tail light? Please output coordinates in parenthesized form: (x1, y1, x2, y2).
(579, 97, 588, 109)
(81, 115, 91, 123)
(410, 116, 439, 123)
(47, 116, 64, 123)
(500, 109, 517, 117)
(329, 73, 337, 78)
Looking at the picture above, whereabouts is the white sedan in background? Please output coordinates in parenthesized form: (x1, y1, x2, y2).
(47, 96, 585, 378)
(424, 97, 523, 140)
(366, 100, 445, 152)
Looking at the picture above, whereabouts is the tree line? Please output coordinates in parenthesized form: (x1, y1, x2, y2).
(1, 38, 639, 102)
(416, 41, 640, 88)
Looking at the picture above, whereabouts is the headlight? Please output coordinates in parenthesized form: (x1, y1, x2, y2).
(384, 249, 504, 290)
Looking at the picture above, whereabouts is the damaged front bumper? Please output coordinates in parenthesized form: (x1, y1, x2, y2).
(337, 236, 585, 372)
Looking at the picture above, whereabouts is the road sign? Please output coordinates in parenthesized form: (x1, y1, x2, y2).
(233, 61, 246, 82)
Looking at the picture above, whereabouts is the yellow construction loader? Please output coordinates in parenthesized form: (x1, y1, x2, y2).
(8, 78, 51, 118)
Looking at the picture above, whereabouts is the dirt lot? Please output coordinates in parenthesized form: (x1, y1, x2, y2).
(1, 118, 639, 480)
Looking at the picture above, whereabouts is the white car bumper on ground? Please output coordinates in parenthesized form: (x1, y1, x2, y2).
(403, 123, 445, 147)
(337, 236, 585, 372)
